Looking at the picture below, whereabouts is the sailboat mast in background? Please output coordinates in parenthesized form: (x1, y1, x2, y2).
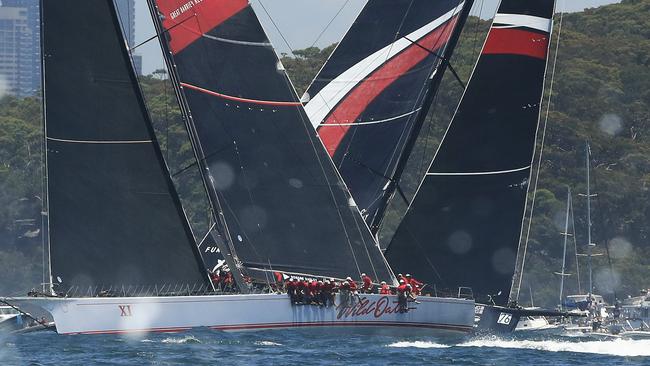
(583, 141, 597, 296)
(555, 187, 573, 309)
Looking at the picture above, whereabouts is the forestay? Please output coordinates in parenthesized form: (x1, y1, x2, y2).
(385, 0, 556, 304)
(44, 0, 209, 293)
(147, 0, 394, 283)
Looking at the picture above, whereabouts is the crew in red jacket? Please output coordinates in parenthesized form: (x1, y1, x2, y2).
(379, 281, 391, 295)
(346, 276, 358, 292)
(286, 278, 298, 304)
(396, 280, 409, 313)
(308, 280, 319, 305)
(321, 280, 334, 307)
(360, 273, 373, 293)
(405, 274, 424, 296)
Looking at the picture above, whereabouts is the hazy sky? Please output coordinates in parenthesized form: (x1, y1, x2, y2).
(132, 0, 621, 75)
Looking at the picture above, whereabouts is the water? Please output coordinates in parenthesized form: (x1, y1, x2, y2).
(2, 329, 649, 365)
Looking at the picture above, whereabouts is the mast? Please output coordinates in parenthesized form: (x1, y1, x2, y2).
(585, 141, 596, 296)
(38, 0, 53, 295)
(144, 0, 249, 293)
(369, 0, 475, 234)
(556, 187, 572, 308)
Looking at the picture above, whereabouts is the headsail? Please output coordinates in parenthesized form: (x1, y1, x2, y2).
(43, 0, 209, 293)
(385, 0, 556, 304)
(147, 0, 394, 282)
(304, 0, 472, 233)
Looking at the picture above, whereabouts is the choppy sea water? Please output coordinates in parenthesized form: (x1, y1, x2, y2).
(2, 328, 650, 365)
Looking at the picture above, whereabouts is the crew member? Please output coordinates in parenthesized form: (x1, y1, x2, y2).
(223, 271, 234, 292)
(379, 281, 391, 295)
(286, 278, 298, 304)
(406, 274, 424, 296)
(340, 280, 351, 307)
(361, 273, 373, 294)
(397, 280, 409, 313)
(346, 276, 358, 293)
(321, 280, 333, 307)
(308, 279, 319, 305)
(209, 270, 220, 288)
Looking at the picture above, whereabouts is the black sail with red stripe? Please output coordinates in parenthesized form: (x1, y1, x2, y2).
(147, 0, 394, 282)
(43, 0, 209, 293)
(304, 0, 471, 233)
(385, 0, 555, 304)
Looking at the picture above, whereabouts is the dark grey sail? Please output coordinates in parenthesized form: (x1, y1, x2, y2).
(385, 0, 556, 304)
(43, 0, 209, 293)
(147, 0, 394, 283)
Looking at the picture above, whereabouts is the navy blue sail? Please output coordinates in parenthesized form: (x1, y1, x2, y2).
(147, 0, 394, 282)
(385, 0, 556, 304)
(305, 0, 472, 233)
(43, 0, 209, 293)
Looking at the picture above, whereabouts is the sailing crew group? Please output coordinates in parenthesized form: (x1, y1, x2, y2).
(283, 273, 423, 312)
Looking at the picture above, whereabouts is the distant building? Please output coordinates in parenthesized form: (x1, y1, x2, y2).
(0, 0, 142, 98)
(0, 0, 40, 97)
(113, 0, 142, 75)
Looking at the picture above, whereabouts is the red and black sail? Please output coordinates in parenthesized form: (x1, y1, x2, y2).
(147, 0, 395, 282)
(305, 0, 471, 233)
(43, 0, 209, 293)
(385, 0, 556, 304)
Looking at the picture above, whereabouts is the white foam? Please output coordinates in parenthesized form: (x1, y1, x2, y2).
(254, 340, 283, 346)
(459, 337, 650, 357)
(161, 335, 201, 344)
(387, 341, 451, 349)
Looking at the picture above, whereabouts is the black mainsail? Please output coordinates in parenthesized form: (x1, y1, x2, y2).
(43, 0, 209, 293)
(385, 0, 556, 304)
(304, 0, 472, 234)
(147, 0, 394, 282)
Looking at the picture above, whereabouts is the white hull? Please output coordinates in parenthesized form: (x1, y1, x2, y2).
(7, 294, 474, 336)
(621, 330, 650, 340)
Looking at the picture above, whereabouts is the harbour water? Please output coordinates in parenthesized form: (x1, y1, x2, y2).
(2, 328, 649, 365)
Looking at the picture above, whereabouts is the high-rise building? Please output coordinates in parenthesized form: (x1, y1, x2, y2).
(0, 0, 40, 97)
(113, 0, 142, 75)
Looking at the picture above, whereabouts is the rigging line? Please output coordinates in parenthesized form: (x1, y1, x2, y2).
(402, 36, 465, 89)
(129, 15, 196, 53)
(256, 0, 296, 57)
(402, 225, 447, 287)
(318, 108, 422, 127)
(309, 0, 351, 48)
(197, 222, 217, 248)
(344, 153, 393, 183)
(171, 144, 231, 178)
(180, 82, 302, 106)
(516, 1, 564, 300)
